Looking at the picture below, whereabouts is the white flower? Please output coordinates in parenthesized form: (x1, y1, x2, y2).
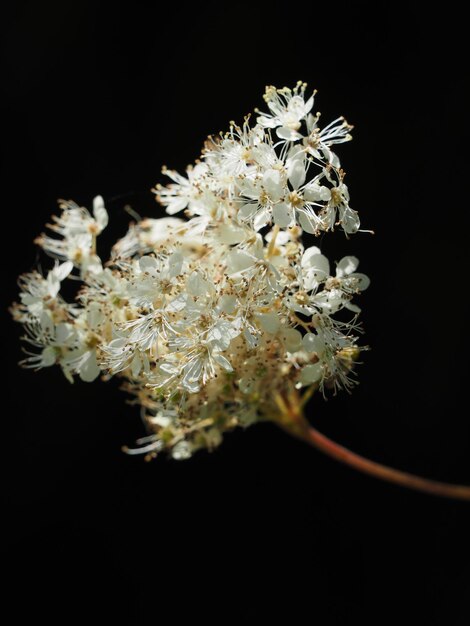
(303, 114, 353, 166)
(256, 82, 314, 141)
(336, 256, 370, 290)
(155, 163, 211, 215)
(21, 311, 76, 372)
(35, 196, 108, 277)
(156, 336, 233, 394)
(323, 181, 360, 235)
(62, 346, 102, 383)
(301, 246, 330, 290)
(14, 261, 73, 321)
(238, 168, 287, 231)
(323, 255, 370, 314)
(203, 118, 264, 177)
(112, 217, 186, 259)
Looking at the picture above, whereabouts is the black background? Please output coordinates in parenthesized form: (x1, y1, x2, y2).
(2, 2, 470, 624)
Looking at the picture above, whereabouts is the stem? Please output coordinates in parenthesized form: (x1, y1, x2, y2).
(267, 224, 280, 258)
(274, 391, 470, 501)
(299, 426, 470, 500)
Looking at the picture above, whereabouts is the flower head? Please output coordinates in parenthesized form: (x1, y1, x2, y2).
(12, 83, 370, 460)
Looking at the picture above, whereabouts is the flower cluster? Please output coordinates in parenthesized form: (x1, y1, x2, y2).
(11, 82, 369, 460)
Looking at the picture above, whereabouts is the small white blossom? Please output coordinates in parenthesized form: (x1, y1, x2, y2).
(256, 82, 315, 141)
(303, 114, 353, 166)
(35, 196, 108, 277)
(13, 261, 74, 322)
(155, 163, 212, 216)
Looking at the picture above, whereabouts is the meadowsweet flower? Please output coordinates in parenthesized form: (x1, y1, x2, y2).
(12, 261, 73, 322)
(303, 112, 353, 166)
(256, 81, 315, 141)
(12, 83, 370, 460)
(35, 196, 108, 277)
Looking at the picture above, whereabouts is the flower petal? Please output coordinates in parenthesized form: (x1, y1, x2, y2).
(93, 195, 109, 230)
(272, 202, 292, 227)
(263, 169, 283, 202)
(256, 313, 280, 334)
(79, 351, 101, 382)
(139, 256, 158, 273)
(226, 250, 257, 274)
(302, 247, 330, 278)
(282, 328, 302, 352)
(336, 256, 360, 277)
(352, 273, 370, 291)
(300, 363, 323, 385)
(276, 127, 302, 141)
(302, 333, 325, 355)
(298, 209, 317, 234)
(213, 353, 233, 372)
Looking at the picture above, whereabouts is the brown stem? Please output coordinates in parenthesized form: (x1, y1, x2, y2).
(273, 391, 470, 501)
(300, 425, 470, 500)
